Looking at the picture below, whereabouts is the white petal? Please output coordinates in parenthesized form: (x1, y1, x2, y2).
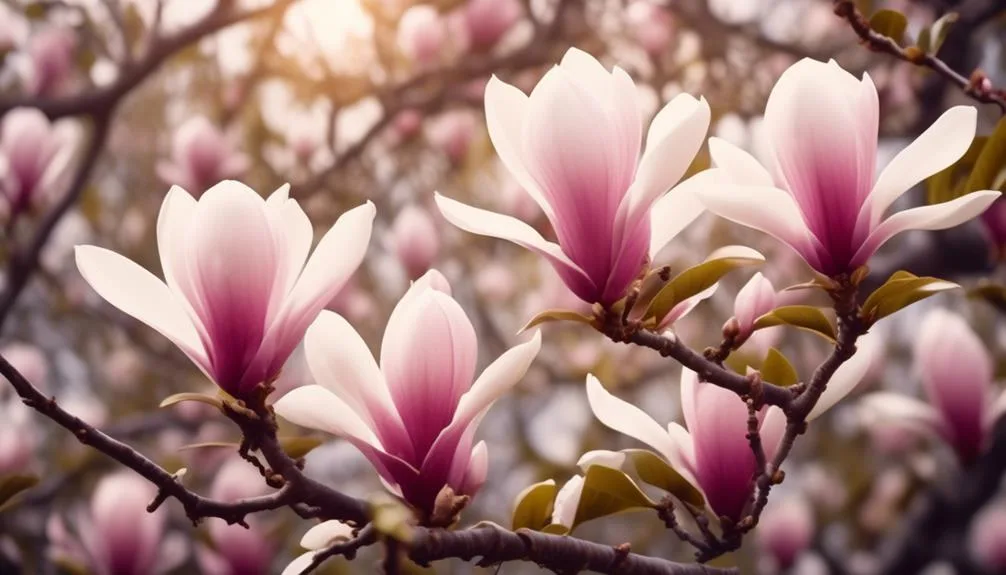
(300, 520, 354, 551)
(852, 190, 1000, 267)
(266, 184, 312, 297)
(451, 331, 542, 429)
(281, 552, 318, 575)
(648, 169, 718, 259)
(273, 385, 381, 448)
(708, 137, 773, 186)
(483, 76, 554, 219)
(807, 333, 881, 420)
(434, 193, 591, 284)
(75, 246, 207, 367)
(551, 475, 585, 528)
(868, 106, 978, 225)
(659, 282, 718, 330)
(627, 94, 711, 220)
(155, 186, 208, 333)
(576, 450, 627, 471)
(859, 392, 942, 436)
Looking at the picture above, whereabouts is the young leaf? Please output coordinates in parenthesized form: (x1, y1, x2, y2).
(928, 12, 958, 55)
(572, 466, 656, 529)
(622, 449, 704, 507)
(965, 118, 1006, 195)
(861, 272, 959, 323)
(511, 480, 557, 531)
(869, 9, 908, 43)
(280, 436, 325, 459)
(159, 392, 224, 410)
(753, 306, 837, 342)
(646, 246, 763, 324)
(0, 474, 39, 512)
(761, 348, 800, 387)
(519, 309, 596, 334)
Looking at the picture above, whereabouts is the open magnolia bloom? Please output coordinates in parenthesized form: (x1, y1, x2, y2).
(582, 343, 876, 521)
(155, 116, 250, 196)
(698, 58, 1000, 277)
(860, 309, 1006, 463)
(436, 47, 714, 306)
(273, 270, 542, 520)
(0, 107, 75, 218)
(75, 181, 375, 398)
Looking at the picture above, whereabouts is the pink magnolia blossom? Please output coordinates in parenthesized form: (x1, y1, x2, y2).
(758, 497, 815, 570)
(389, 204, 440, 279)
(584, 346, 873, 520)
(860, 309, 1005, 463)
(463, 0, 522, 50)
(156, 116, 250, 195)
(437, 48, 713, 305)
(75, 181, 375, 398)
(0, 107, 74, 218)
(397, 5, 447, 65)
(732, 272, 777, 342)
(24, 27, 75, 96)
(197, 459, 275, 575)
(274, 270, 541, 518)
(625, 1, 674, 56)
(971, 504, 1006, 572)
(698, 58, 1000, 277)
(426, 110, 476, 164)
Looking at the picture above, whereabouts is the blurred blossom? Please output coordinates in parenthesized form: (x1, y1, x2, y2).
(981, 198, 1006, 256)
(283, 520, 355, 575)
(758, 497, 815, 571)
(155, 116, 250, 196)
(474, 261, 516, 302)
(700, 58, 999, 277)
(859, 468, 909, 533)
(426, 110, 477, 164)
(801, 464, 847, 514)
(0, 400, 36, 474)
(0, 107, 75, 219)
(57, 392, 108, 428)
(625, 1, 675, 56)
(463, 0, 522, 50)
(75, 181, 375, 399)
(24, 27, 75, 96)
(389, 204, 440, 279)
(860, 309, 1004, 463)
(437, 48, 713, 306)
(397, 5, 447, 65)
(289, 132, 319, 166)
(392, 109, 423, 141)
(496, 175, 541, 222)
(733, 272, 777, 342)
(0, 342, 48, 393)
(971, 504, 1006, 572)
(52, 472, 183, 575)
(327, 277, 377, 326)
(527, 386, 591, 466)
(274, 270, 541, 520)
(197, 459, 276, 575)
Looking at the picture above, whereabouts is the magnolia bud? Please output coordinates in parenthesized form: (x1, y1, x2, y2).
(25, 27, 75, 96)
(426, 111, 476, 164)
(972, 504, 1006, 573)
(393, 109, 423, 141)
(625, 1, 674, 56)
(464, 0, 522, 50)
(733, 272, 777, 342)
(758, 497, 815, 570)
(390, 204, 440, 280)
(397, 5, 447, 65)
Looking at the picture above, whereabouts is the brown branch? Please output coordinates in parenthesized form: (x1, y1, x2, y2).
(833, 0, 1006, 114)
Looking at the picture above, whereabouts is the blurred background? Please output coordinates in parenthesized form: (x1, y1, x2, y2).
(0, 0, 1004, 573)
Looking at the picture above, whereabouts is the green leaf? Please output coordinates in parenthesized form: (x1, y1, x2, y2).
(754, 305, 837, 342)
(646, 246, 764, 323)
(928, 12, 958, 55)
(511, 480, 557, 531)
(572, 465, 656, 528)
(915, 26, 931, 53)
(24, 3, 51, 19)
(927, 137, 988, 204)
(965, 118, 1006, 195)
(370, 493, 414, 542)
(0, 474, 39, 512)
(540, 523, 570, 535)
(159, 392, 224, 410)
(760, 348, 799, 387)
(519, 309, 596, 334)
(861, 271, 959, 323)
(968, 282, 1006, 311)
(279, 436, 325, 459)
(176, 442, 239, 452)
(622, 449, 704, 507)
(869, 9, 908, 43)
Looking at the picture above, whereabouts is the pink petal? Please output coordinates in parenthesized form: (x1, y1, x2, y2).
(648, 169, 715, 260)
(708, 137, 772, 187)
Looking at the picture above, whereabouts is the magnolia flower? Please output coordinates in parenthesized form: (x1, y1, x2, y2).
(971, 504, 1006, 572)
(397, 5, 447, 65)
(53, 472, 182, 575)
(0, 107, 74, 218)
(283, 521, 355, 575)
(625, 1, 674, 56)
(389, 204, 439, 279)
(464, 0, 522, 50)
(426, 110, 476, 164)
(274, 271, 541, 518)
(758, 497, 815, 570)
(197, 459, 275, 575)
(698, 58, 1000, 277)
(156, 117, 250, 195)
(75, 181, 375, 398)
(584, 346, 873, 521)
(551, 475, 585, 529)
(437, 48, 712, 305)
(24, 27, 75, 96)
(732, 272, 777, 342)
(860, 309, 1005, 463)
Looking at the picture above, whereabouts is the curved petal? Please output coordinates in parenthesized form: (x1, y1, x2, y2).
(659, 282, 718, 330)
(458, 440, 489, 496)
(273, 385, 380, 446)
(483, 76, 553, 219)
(304, 311, 411, 459)
(697, 185, 819, 268)
(299, 520, 353, 551)
(759, 406, 786, 461)
(75, 246, 208, 369)
(435, 193, 596, 300)
(859, 392, 942, 437)
(626, 94, 711, 221)
(576, 450, 628, 471)
(867, 106, 978, 225)
(551, 475, 585, 528)
(708, 137, 773, 187)
(265, 184, 312, 300)
(281, 552, 318, 575)
(807, 333, 881, 420)
(648, 169, 718, 260)
(155, 185, 209, 337)
(852, 190, 1000, 268)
